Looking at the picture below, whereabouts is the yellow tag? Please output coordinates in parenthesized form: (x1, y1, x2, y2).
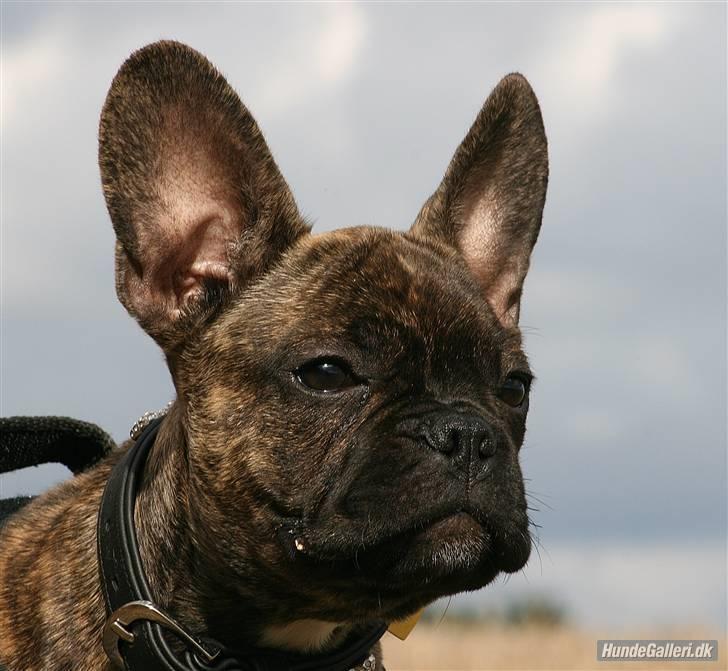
(387, 609, 424, 640)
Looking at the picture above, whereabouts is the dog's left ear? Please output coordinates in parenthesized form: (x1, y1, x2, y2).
(410, 74, 548, 327)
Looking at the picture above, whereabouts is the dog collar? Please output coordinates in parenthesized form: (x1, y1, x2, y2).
(97, 417, 387, 671)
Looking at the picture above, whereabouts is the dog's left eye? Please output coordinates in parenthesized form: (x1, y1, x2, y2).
(498, 375, 530, 407)
(295, 359, 360, 392)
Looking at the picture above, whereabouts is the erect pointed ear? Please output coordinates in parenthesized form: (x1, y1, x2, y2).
(99, 41, 309, 351)
(410, 74, 548, 327)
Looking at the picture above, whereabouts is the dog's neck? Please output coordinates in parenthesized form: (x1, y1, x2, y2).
(132, 404, 349, 655)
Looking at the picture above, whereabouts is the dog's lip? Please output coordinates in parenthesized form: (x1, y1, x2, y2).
(287, 507, 487, 561)
(422, 510, 480, 532)
(389, 509, 483, 542)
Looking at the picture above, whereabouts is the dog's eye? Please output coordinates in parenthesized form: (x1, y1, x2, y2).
(295, 359, 359, 392)
(498, 375, 529, 407)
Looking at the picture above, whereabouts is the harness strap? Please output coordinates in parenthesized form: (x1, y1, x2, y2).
(0, 416, 115, 475)
(0, 416, 115, 526)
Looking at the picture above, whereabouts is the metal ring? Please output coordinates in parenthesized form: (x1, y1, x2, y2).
(102, 600, 219, 669)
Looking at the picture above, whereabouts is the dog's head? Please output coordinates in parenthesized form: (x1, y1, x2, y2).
(100, 41, 547, 624)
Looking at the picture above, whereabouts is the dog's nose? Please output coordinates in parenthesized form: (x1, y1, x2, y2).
(415, 411, 497, 475)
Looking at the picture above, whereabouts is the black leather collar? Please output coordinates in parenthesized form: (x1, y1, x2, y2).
(97, 417, 387, 671)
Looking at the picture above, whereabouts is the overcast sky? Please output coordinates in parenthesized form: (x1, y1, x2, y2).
(1, 2, 726, 630)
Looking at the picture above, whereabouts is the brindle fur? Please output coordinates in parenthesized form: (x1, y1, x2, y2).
(0, 41, 548, 671)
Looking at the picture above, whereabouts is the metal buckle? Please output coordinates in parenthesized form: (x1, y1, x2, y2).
(102, 600, 219, 669)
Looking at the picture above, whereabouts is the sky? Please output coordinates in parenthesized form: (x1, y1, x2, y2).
(1, 2, 726, 631)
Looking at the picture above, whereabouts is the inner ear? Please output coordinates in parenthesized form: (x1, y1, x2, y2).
(139, 113, 248, 309)
(173, 216, 235, 305)
(457, 179, 528, 324)
(110, 103, 258, 339)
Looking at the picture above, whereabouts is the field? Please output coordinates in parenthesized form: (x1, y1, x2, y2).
(380, 623, 727, 671)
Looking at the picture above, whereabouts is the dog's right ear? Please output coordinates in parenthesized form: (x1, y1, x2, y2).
(409, 74, 548, 328)
(99, 41, 309, 352)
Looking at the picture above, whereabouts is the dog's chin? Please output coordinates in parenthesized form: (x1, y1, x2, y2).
(386, 513, 499, 579)
(364, 512, 530, 585)
(280, 511, 531, 619)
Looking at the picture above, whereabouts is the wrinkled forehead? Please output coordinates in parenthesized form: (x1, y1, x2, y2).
(215, 227, 522, 367)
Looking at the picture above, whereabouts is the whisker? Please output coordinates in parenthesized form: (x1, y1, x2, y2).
(526, 497, 554, 512)
(437, 596, 453, 627)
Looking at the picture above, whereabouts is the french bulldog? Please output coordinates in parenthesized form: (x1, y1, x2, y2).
(0, 40, 548, 671)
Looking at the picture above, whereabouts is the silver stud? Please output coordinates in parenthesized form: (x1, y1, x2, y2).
(130, 401, 173, 439)
(350, 653, 377, 671)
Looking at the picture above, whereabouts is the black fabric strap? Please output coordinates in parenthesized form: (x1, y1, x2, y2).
(1, 416, 116, 526)
(97, 418, 386, 671)
(0, 416, 115, 475)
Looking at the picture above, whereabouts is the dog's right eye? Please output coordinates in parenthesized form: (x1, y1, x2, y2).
(295, 359, 360, 393)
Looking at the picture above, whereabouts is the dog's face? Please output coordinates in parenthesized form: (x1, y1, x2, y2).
(100, 42, 547, 624)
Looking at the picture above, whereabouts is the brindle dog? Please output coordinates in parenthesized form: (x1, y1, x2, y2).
(0, 41, 548, 671)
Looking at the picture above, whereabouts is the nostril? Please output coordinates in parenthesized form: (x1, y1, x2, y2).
(440, 427, 459, 454)
(479, 434, 497, 458)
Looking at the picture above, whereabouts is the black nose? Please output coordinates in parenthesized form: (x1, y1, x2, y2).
(415, 411, 497, 477)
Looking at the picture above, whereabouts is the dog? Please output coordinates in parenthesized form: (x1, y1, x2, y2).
(0, 41, 548, 671)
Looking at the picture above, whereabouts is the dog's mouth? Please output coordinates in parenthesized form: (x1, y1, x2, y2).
(277, 505, 531, 588)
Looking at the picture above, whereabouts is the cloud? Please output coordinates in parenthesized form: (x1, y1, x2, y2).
(1, 19, 69, 133)
(256, 4, 366, 119)
(316, 4, 367, 84)
(536, 4, 681, 119)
